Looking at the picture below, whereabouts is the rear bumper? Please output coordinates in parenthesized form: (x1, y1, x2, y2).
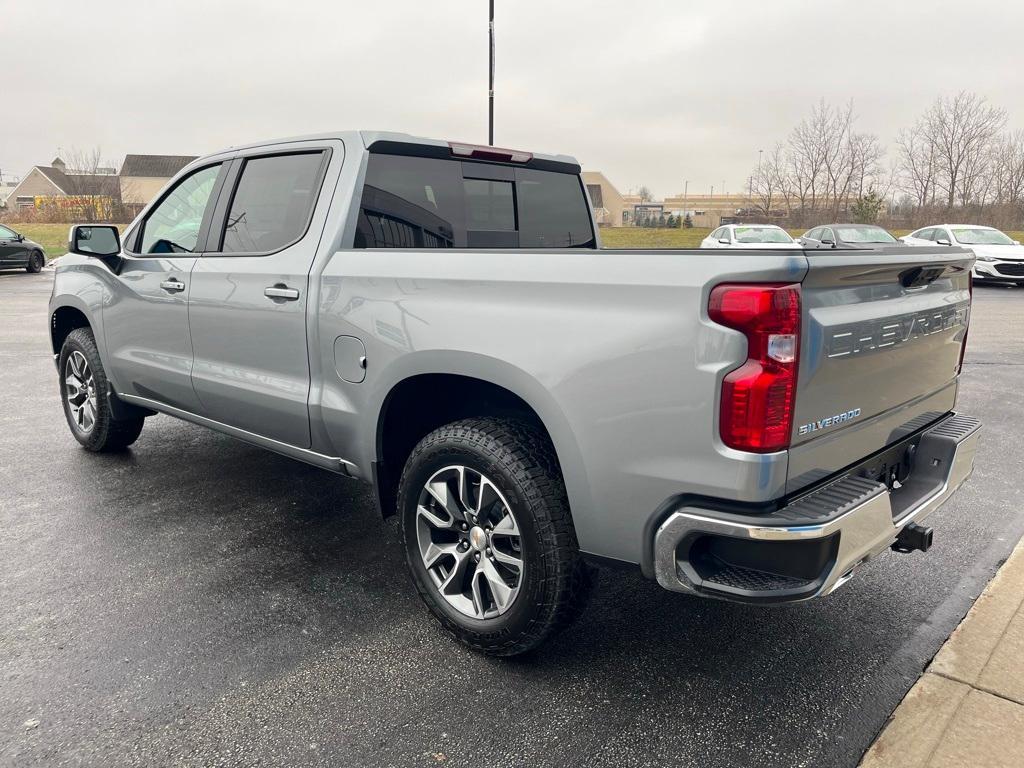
(653, 413, 981, 603)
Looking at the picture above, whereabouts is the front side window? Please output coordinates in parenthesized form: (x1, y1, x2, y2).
(221, 152, 326, 253)
(139, 165, 221, 254)
(912, 228, 934, 241)
(0, 225, 16, 239)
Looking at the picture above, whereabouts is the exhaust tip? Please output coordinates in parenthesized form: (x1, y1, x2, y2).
(892, 522, 934, 554)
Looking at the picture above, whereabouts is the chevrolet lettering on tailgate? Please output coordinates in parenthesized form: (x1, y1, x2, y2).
(826, 302, 970, 359)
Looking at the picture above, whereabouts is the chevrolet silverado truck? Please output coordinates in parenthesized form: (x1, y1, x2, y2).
(50, 132, 980, 655)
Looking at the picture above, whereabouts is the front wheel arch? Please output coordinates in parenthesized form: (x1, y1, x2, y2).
(51, 305, 93, 358)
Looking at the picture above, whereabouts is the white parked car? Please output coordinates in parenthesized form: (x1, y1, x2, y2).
(700, 224, 799, 249)
(902, 225, 1024, 285)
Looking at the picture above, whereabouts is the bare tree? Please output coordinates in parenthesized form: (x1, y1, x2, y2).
(51, 147, 121, 222)
(636, 185, 653, 202)
(896, 123, 939, 208)
(749, 143, 787, 218)
(990, 130, 1024, 204)
(785, 103, 830, 219)
(923, 92, 1006, 208)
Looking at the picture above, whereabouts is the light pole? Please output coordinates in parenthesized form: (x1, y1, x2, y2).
(683, 180, 689, 212)
(488, 1, 495, 145)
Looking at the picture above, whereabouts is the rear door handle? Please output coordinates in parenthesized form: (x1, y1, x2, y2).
(265, 286, 300, 301)
(160, 279, 186, 293)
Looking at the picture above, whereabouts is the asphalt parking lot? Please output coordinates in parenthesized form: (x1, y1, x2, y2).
(2, 270, 1023, 768)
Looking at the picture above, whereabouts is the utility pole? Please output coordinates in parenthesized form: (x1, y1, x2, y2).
(683, 180, 689, 212)
(488, 0, 495, 146)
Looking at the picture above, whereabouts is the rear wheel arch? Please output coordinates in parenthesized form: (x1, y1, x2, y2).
(373, 370, 589, 523)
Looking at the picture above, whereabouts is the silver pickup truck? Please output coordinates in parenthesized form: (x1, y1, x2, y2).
(50, 131, 980, 655)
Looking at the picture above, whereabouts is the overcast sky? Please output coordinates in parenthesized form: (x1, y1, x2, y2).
(3, 0, 1022, 197)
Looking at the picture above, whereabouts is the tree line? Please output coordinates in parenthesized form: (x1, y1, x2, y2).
(747, 92, 1024, 229)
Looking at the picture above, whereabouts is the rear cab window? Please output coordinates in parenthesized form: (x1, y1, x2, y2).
(354, 151, 594, 249)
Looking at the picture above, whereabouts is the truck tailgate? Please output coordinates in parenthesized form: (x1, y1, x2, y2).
(786, 246, 973, 493)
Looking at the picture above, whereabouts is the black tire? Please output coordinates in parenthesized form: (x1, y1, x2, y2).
(59, 328, 145, 452)
(26, 250, 44, 273)
(398, 418, 593, 656)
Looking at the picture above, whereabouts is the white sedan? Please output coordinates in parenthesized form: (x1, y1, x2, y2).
(701, 224, 800, 249)
(902, 224, 1024, 284)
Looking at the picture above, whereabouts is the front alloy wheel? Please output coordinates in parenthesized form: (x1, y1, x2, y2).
(65, 350, 98, 434)
(58, 327, 145, 451)
(416, 465, 524, 619)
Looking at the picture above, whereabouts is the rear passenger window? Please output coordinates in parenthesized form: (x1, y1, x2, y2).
(354, 153, 594, 249)
(221, 152, 325, 253)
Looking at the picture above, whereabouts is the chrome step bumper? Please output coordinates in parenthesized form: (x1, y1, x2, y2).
(654, 414, 981, 603)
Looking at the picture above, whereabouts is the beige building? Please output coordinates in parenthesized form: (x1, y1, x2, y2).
(2, 158, 119, 211)
(582, 171, 632, 227)
(119, 154, 197, 210)
(662, 193, 751, 228)
(583, 171, 758, 228)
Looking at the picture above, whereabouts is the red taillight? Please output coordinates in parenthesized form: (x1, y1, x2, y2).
(708, 283, 801, 453)
(958, 272, 972, 373)
(448, 141, 533, 163)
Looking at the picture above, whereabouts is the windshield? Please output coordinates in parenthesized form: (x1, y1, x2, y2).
(951, 228, 1014, 245)
(835, 225, 897, 243)
(733, 226, 794, 244)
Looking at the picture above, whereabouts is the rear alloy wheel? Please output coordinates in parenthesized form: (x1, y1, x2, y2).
(398, 418, 593, 656)
(415, 464, 524, 620)
(59, 328, 145, 452)
(26, 251, 44, 273)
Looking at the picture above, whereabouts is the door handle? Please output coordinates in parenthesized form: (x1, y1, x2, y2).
(265, 285, 300, 301)
(160, 279, 186, 293)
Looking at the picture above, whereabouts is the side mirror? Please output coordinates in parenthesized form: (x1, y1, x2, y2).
(16, 234, 24, 242)
(1014, 240, 1020, 245)
(936, 238, 951, 246)
(68, 225, 120, 258)
(718, 238, 730, 245)
(821, 238, 835, 246)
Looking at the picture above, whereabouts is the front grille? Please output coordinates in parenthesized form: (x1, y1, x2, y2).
(996, 263, 1024, 276)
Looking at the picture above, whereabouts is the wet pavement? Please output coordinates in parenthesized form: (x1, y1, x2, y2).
(2, 270, 1023, 767)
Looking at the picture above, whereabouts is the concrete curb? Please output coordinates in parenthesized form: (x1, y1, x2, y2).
(861, 539, 1024, 767)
